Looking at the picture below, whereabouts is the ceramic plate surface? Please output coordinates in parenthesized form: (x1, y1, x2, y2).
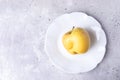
(45, 12, 107, 73)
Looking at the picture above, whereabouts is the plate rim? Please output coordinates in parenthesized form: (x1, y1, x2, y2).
(44, 12, 107, 73)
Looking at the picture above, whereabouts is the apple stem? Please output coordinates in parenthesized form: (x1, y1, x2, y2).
(72, 26, 75, 30)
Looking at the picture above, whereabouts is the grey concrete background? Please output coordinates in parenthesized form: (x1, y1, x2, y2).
(0, 0, 120, 80)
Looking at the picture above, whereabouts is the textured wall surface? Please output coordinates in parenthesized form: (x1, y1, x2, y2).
(0, 0, 120, 80)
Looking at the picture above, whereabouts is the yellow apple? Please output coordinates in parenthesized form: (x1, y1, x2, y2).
(62, 27, 90, 54)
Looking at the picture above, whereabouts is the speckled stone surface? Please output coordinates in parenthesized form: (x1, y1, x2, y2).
(0, 0, 120, 80)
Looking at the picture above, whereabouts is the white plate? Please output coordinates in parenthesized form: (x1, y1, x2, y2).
(45, 12, 107, 73)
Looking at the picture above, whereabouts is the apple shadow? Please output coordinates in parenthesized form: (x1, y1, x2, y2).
(86, 28, 96, 49)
